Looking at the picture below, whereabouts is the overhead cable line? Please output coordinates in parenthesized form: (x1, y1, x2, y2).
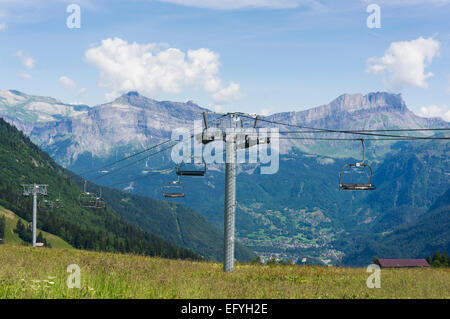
(91, 140, 182, 181)
(81, 114, 226, 178)
(276, 128, 450, 134)
(237, 114, 450, 139)
(105, 166, 177, 187)
(82, 112, 449, 182)
(275, 136, 450, 141)
(80, 137, 182, 177)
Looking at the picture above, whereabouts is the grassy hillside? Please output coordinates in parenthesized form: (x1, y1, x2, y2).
(0, 206, 71, 248)
(1, 245, 449, 299)
(0, 117, 199, 260)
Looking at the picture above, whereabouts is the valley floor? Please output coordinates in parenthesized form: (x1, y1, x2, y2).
(0, 245, 449, 299)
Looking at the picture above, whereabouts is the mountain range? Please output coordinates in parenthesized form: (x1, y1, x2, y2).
(1, 89, 448, 266)
(1, 90, 447, 166)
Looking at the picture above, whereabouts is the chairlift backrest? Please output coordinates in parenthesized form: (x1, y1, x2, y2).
(162, 181, 185, 198)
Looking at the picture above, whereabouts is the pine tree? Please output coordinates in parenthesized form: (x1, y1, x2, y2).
(37, 231, 44, 244)
(0, 215, 5, 242)
(14, 219, 25, 236)
(432, 251, 442, 267)
(441, 251, 448, 267)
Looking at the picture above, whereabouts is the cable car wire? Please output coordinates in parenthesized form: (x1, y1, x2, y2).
(80, 114, 227, 178)
(237, 113, 450, 139)
(106, 166, 177, 187)
(80, 112, 449, 184)
(91, 140, 182, 181)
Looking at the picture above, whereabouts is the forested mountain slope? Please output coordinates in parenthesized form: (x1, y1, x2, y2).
(0, 117, 199, 260)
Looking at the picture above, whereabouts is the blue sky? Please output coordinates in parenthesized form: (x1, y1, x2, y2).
(0, 0, 449, 119)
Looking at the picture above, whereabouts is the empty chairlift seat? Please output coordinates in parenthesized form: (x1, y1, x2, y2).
(339, 139, 376, 191)
(94, 196, 106, 209)
(79, 180, 107, 209)
(162, 181, 185, 198)
(176, 158, 207, 177)
(38, 199, 54, 212)
(53, 193, 63, 209)
(78, 192, 98, 208)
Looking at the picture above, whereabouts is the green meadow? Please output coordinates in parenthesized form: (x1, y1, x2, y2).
(0, 245, 449, 299)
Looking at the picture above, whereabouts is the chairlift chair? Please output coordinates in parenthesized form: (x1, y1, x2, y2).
(53, 199, 63, 209)
(54, 193, 63, 209)
(38, 199, 54, 212)
(339, 139, 376, 191)
(78, 192, 97, 208)
(79, 180, 106, 209)
(162, 180, 185, 198)
(92, 188, 106, 209)
(94, 196, 107, 209)
(176, 156, 207, 176)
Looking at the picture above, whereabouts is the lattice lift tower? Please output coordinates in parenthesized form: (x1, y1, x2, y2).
(21, 184, 48, 247)
(199, 112, 268, 272)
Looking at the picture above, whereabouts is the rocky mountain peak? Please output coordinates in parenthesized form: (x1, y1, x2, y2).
(112, 91, 156, 108)
(329, 92, 407, 113)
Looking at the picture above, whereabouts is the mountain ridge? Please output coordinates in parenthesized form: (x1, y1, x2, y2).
(269, 91, 446, 130)
(1, 89, 448, 167)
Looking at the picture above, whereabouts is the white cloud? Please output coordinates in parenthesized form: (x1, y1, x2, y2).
(59, 75, 76, 89)
(417, 105, 450, 122)
(260, 108, 271, 116)
(211, 82, 242, 103)
(212, 104, 222, 112)
(85, 37, 242, 104)
(59, 75, 87, 101)
(15, 50, 36, 68)
(367, 37, 440, 91)
(104, 91, 120, 102)
(0, 22, 6, 31)
(156, 0, 319, 10)
(18, 71, 31, 79)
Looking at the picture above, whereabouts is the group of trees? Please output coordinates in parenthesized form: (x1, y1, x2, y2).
(426, 251, 450, 267)
(0, 215, 5, 243)
(13, 219, 51, 247)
